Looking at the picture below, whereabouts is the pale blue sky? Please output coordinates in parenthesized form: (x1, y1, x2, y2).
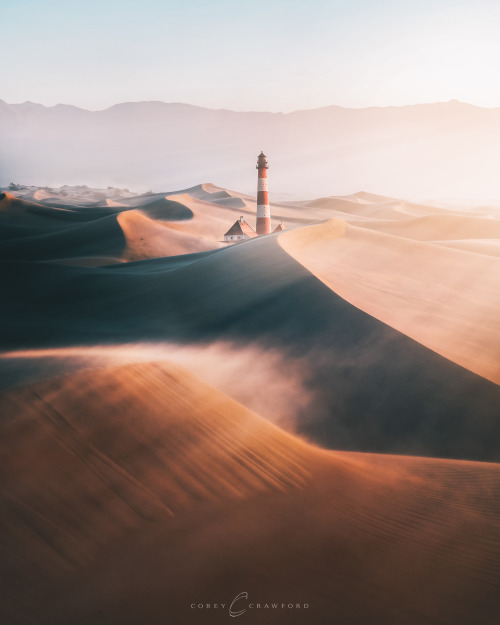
(3, 0, 500, 111)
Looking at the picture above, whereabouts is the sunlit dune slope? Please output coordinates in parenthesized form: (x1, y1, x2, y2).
(117, 210, 220, 259)
(1, 362, 500, 625)
(282, 192, 464, 221)
(360, 212, 500, 240)
(279, 218, 500, 385)
(435, 238, 500, 257)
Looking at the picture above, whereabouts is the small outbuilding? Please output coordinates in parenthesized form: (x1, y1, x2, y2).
(273, 222, 287, 232)
(223, 216, 257, 242)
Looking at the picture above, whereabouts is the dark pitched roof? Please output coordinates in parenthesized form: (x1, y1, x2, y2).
(224, 219, 257, 238)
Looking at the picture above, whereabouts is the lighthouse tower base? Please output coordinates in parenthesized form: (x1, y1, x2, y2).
(256, 216, 271, 235)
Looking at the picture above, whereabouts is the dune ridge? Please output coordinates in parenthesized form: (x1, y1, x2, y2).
(279, 217, 500, 384)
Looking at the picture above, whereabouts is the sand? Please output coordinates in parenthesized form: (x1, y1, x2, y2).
(117, 210, 219, 260)
(0, 190, 222, 263)
(279, 217, 500, 384)
(1, 182, 499, 624)
(1, 192, 500, 460)
(0, 361, 499, 625)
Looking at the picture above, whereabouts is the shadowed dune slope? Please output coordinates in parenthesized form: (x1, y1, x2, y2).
(0, 362, 499, 625)
(0, 213, 127, 262)
(130, 196, 194, 220)
(1, 233, 500, 461)
(0, 193, 219, 263)
(0, 192, 118, 241)
(0, 191, 120, 221)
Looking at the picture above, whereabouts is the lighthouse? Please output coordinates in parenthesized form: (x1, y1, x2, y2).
(256, 151, 271, 235)
(222, 151, 285, 242)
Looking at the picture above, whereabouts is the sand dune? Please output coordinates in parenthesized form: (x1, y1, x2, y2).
(174, 182, 248, 207)
(132, 196, 194, 220)
(117, 210, 220, 259)
(279, 218, 500, 385)
(2, 184, 302, 259)
(103, 198, 128, 208)
(0, 191, 220, 263)
(1, 190, 119, 227)
(434, 238, 500, 257)
(286, 193, 482, 222)
(13, 185, 139, 207)
(0, 211, 126, 263)
(0, 362, 310, 623)
(1, 179, 500, 625)
(0, 361, 499, 624)
(0, 191, 88, 220)
(1, 225, 500, 461)
(361, 213, 500, 240)
(32, 188, 61, 201)
(10, 183, 469, 245)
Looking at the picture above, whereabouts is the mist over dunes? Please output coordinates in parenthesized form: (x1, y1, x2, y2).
(3, 99, 500, 201)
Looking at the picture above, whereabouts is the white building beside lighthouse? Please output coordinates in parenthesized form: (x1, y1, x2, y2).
(223, 216, 256, 242)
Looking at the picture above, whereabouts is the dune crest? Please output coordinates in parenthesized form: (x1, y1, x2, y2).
(279, 218, 500, 384)
(0, 191, 13, 208)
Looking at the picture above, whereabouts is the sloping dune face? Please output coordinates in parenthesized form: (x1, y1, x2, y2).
(117, 210, 219, 259)
(0, 361, 310, 623)
(0, 191, 223, 264)
(279, 218, 500, 384)
(1, 215, 500, 461)
(1, 362, 500, 625)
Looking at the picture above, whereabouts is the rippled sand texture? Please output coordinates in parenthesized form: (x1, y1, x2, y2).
(1, 362, 500, 625)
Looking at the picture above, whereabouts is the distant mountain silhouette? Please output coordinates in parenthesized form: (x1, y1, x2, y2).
(2, 99, 500, 201)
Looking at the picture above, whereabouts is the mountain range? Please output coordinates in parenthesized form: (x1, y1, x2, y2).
(2, 99, 500, 201)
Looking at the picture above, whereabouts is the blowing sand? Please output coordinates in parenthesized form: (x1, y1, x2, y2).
(1, 361, 499, 625)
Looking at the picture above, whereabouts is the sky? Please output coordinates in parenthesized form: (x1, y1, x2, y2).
(3, 0, 500, 112)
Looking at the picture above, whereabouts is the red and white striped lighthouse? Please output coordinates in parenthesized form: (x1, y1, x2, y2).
(256, 151, 271, 235)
